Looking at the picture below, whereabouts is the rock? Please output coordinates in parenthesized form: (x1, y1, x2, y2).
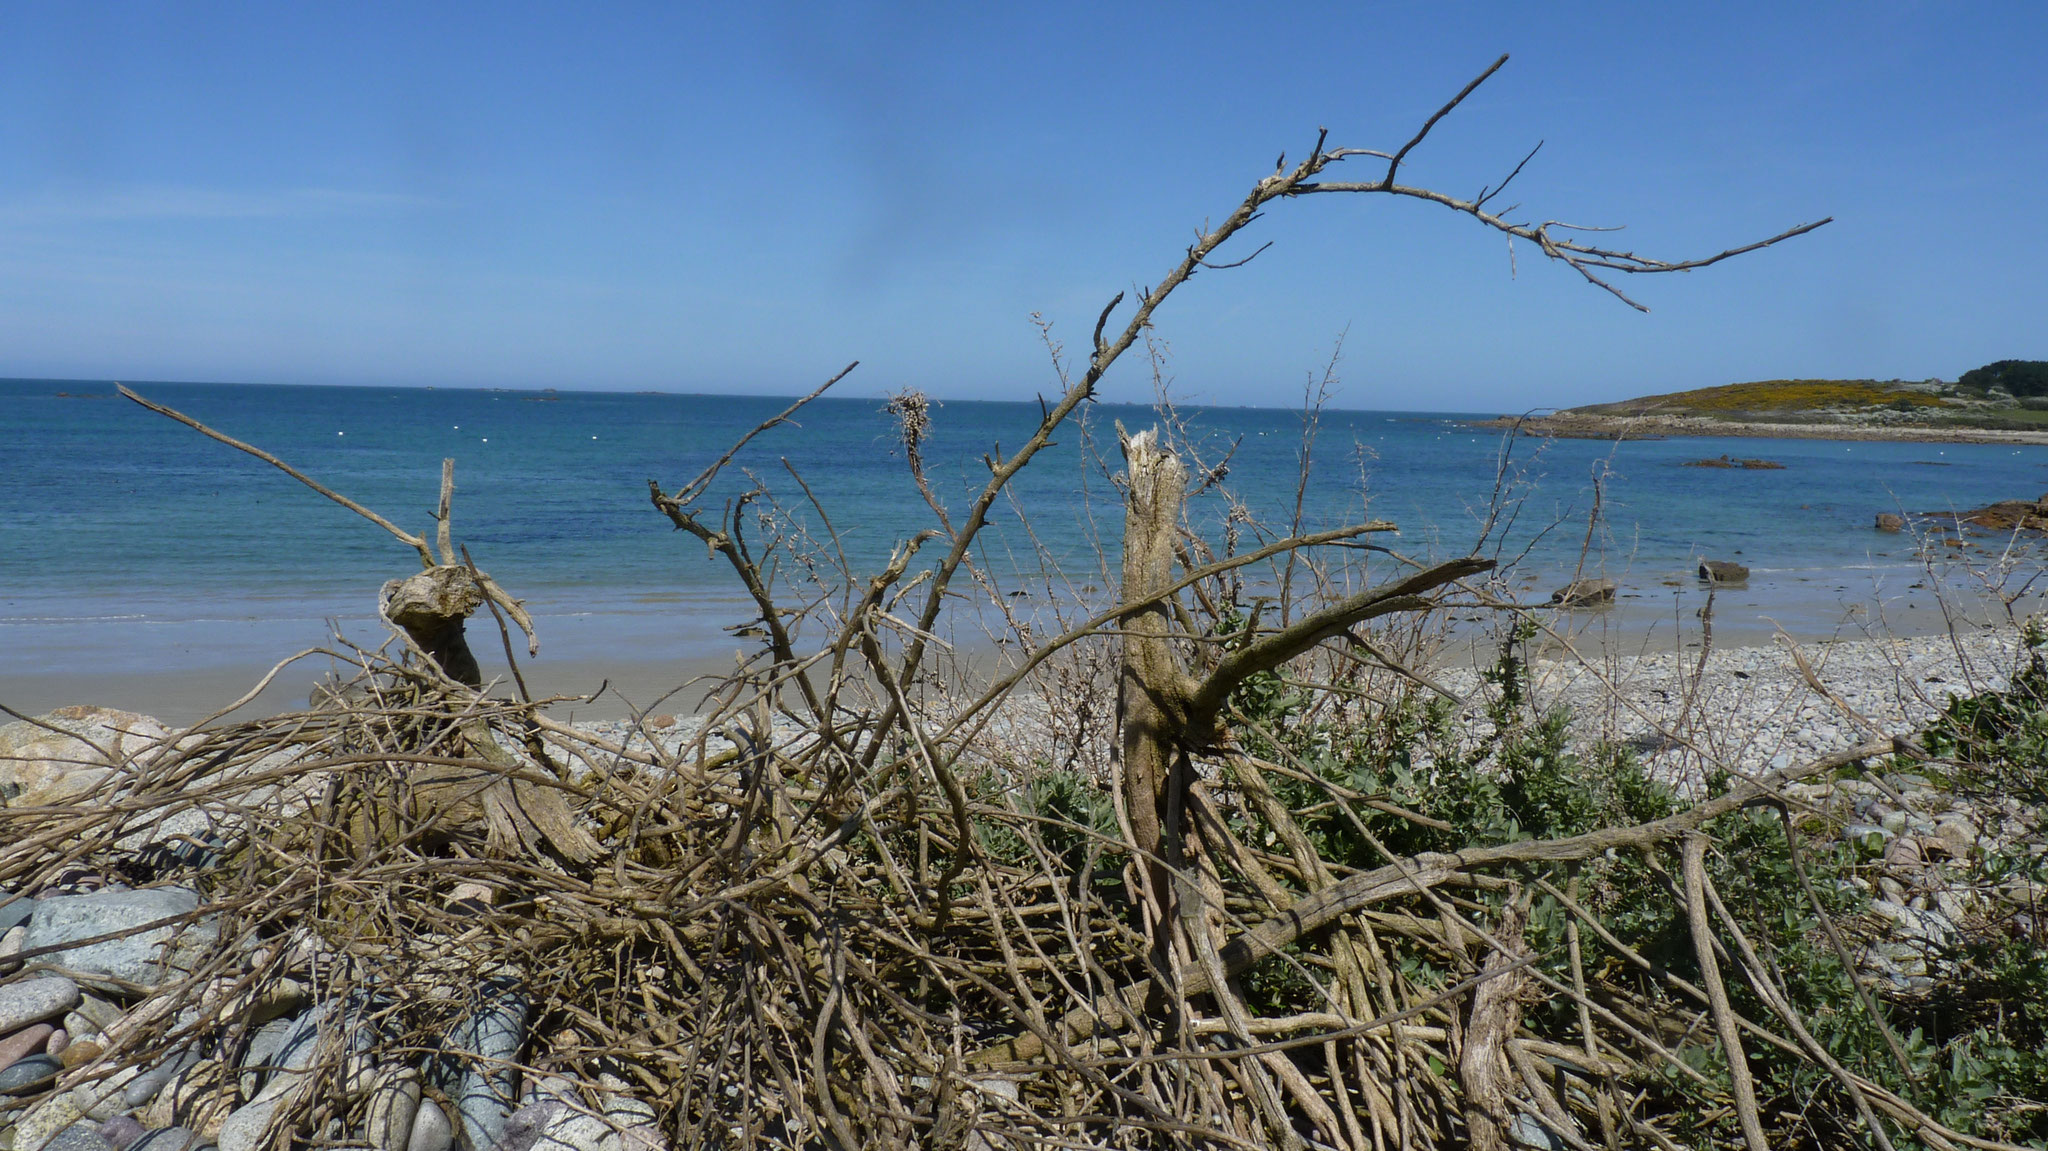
(11, 1094, 86, 1151)
(214, 1008, 326, 1151)
(68, 997, 122, 1035)
(1933, 815, 1979, 856)
(0, 1053, 63, 1094)
(405, 1100, 452, 1151)
(95, 1117, 145, 1151)
(58, 1041, 103, 1071)
(41, 1125, 115, 1151)
(44, 1029, 67, 1058)
(597, 1082, 663, 1151)
(127, 1129, 205, 1151)
(1549, 578, 1616, 607)
(140, 1059, 225, 1131)
(2, 923, 26, 965)
(1875, 513, 1905, 532)
(0, 707, 174, 808)
(1697, 559, 1749, 583)
(0, 1024, 58, 1070)
(489, 1101, 562, 1151)
(72, 1064, 142, 1121)
(23, 889, 216, 991)
(453, 988, 528, 1151)
(0, 896, 34, 935)
(236, 1015, 301, 1099)
(363, 1069, 421, 1151)
(0, 979, 81, 1034)
(122, 1049, 201, 1110)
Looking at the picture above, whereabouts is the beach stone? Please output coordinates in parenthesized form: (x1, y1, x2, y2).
(490, 1101, 562, 1151)
(1549, 578, 1616, 607)
(214, 1007, 326, 1151)
(453, 988, 528, 1151)
(1875, 513, 1905, 532)
(0, 1024, 57, 1071)
(597, 1084, 663, 1151)
(11, 1095, 86, 1151)
(41, 1125, 114, 1151)
(236, 1015, 300, 1098)
(1697, 559, 1749, 583)
(363, 1069, 421, 1151)
(1934, 815, 1979, 855)
(127, 1129, 205, 1151)
(95, 1117, 144, 1151)
(0, 707, 174, 809)
(44, 1030, 67, 1058)
(0, 979, 81, 1034)
(0, 1054, 63, 1094)
(68, 996, 122, 1035)
(24, 889, 215, 990)
(0, 897, 34, 935)
(405, 1100, 452, 1151)
(2, 923, 26, 965)
(58, 1040, 103, 1070)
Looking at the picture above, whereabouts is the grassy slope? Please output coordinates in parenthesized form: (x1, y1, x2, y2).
(1570, 378, 1955, 417)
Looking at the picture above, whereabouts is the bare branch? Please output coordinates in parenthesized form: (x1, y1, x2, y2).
(120, 385, 437, 567)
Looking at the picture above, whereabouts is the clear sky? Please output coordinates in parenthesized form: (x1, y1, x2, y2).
(1, 2, 2042, 411)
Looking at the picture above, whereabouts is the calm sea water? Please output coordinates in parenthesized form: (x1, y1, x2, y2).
(6, 377, 2046, 677)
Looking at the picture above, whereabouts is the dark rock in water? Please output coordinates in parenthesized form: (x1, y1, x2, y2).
(0, 976, 81, 1032)
(1875, 513, 1905, 532)
(1683, 454, 1785, 470)
(45, 1124, 119, 1151)
(0, 1052, 64, 1093)
(1698, 560, 1749, 583)
(1549, 578, 1616, 607)
(24, 888, 217, 990)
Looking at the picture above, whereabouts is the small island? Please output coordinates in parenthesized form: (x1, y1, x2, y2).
(1480, 359, 2048, 443)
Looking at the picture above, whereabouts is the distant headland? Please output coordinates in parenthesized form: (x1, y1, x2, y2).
(1475, 359, 2048, 443)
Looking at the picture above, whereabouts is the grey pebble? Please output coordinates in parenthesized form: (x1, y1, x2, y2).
(0, 894, 34, 934)
(129, 1128, 207, 1151)
(43, 1123, 117, 1151)
(0, 976, 82, 1033)
(489, 1101, 562, 1151)
(454, 989, 528, 1151)
(406, 1099, 453, 1151)
(0, 1052, 64, 1093)
(23, 889, 216, 991)
(96, 1115, 146, 1151)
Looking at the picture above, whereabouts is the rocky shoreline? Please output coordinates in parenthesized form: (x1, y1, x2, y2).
(1467, 412, 2048, 444)
(4, 625, 2044, 1149)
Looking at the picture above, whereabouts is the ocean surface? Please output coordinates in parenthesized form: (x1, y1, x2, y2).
(6, 378, 2047, 689)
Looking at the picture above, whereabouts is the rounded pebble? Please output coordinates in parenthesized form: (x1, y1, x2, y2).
(405, 1099, 452, 1151)
(129, 1129, 205, 1151)
(0, 1052, 64, 1094)
(96, 1116, 145, 1151)
(43, 1124, 116, 1151)
(0, 977, 82, 1034)
(0, 1023, 58, 1070)
(45, 1028, 68, 1056)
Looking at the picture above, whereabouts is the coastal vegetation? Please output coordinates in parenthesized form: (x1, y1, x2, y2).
(9, 54, 2046, 1151)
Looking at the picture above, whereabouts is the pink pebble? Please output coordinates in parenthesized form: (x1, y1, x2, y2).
(0, 1022, 56, 1069)
(46, 1027, 69, 1056)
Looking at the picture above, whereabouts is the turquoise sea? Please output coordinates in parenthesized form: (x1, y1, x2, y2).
(5, 378, 2046, 688)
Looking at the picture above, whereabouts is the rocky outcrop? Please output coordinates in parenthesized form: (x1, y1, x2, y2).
(1548, 578, 1617, 607)
(1697, 559, 1749, 583)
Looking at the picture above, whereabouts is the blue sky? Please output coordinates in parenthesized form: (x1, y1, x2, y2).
(1, 2, 2042, 410)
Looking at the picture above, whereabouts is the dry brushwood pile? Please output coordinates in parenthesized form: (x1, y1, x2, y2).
(9, 55, 2044, 1151)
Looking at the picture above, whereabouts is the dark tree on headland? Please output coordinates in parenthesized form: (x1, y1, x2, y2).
(1960, 359, 2048, 397)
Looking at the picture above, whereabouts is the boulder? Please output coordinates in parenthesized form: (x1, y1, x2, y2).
(1548, 578, 1616, 607)
(1874, 513, 1905, 532)
(0, 707, 173, 808)
(1698, 559, 1749, 583)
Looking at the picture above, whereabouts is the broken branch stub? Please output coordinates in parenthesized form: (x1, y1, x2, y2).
(382, 566, 489, 687)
